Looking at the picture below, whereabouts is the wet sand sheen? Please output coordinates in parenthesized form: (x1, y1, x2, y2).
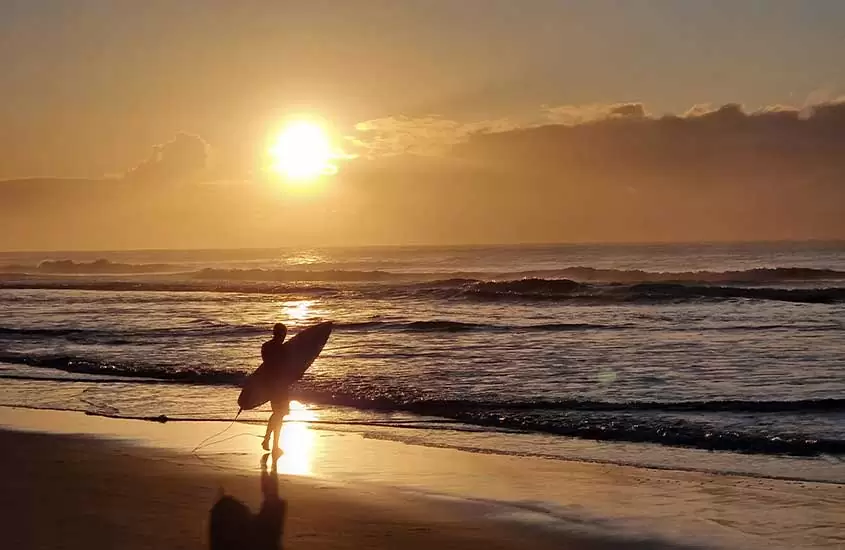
(0, 429, 577, 550)
(0, 407, 842, 549)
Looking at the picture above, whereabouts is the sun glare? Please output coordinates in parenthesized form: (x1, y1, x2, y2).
(268, 121, 338, 182)
(279, 400, 317, 475)
(280, 299, 316, 323)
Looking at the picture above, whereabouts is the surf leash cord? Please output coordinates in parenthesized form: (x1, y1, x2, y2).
(191, 408, 243, 453)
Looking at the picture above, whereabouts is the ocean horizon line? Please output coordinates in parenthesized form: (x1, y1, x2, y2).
(2, 238, 844, 256)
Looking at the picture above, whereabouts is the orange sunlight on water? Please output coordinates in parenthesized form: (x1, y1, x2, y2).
(279, 299, 318, 325)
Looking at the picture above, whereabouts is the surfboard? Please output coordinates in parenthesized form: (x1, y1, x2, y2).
(237, 321, 333, 411)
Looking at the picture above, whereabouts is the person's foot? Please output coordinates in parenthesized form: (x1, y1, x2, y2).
(271, 446, 283, 459)
(262, 438, 270, 451)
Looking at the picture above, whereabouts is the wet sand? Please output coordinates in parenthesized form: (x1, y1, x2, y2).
(0, 407, 842, 549)
(0, 429, 585, 550)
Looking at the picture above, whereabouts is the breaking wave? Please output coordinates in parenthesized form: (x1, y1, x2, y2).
(1, 352, 843, 456)
(2, 276, 844, 304)
(0, 322, 267, 343)
(0, 259, 185, 274)
(334, 320, 616, 332)
(6, 318, 830, 344)
(3, 261, 845, 282)
(456, 279, 845, 304)
(0, 320, 617, 345)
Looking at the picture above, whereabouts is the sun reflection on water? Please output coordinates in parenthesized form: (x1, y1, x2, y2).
(277, 400, 317, 476)
(279, 300, 317, 324)
(285, 251, 326, 266)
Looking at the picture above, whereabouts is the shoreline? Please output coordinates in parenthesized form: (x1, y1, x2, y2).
(3, 399, 843, 487)
(1, 406, 843, 549)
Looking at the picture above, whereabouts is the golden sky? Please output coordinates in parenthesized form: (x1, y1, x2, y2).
(1, 1, 844, 248)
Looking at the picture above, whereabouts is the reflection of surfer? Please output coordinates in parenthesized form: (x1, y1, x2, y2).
(261, 323, 291, 453)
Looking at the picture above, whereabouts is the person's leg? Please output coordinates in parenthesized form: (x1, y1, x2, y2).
(262, 395, 289, 452)
(271, 397, 290, 452)
(262, 412, 281, 451)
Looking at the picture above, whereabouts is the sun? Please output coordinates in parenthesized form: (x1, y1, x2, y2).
(268, 120, 338, 182)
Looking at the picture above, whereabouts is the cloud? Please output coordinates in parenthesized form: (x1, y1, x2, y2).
(350, 115, 524, 157)
(350, 116, 466, 157)
(2, 101, 844, 248)
(350, 100, 845, 166)
(339, 100, 845, 243)
(608, 103, 647, 118)
(682, 103, 718, 117)
(545, 102, 648, 125)
(123, 132, 211, 184)
(454, 101, 845, 179)
(809, 97, 845, 122)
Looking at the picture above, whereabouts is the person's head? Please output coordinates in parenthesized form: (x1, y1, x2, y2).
(272, 323, 287, 340)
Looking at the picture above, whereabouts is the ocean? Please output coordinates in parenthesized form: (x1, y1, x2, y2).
(1, 242, 844, 483)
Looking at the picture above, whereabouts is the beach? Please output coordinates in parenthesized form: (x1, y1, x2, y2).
(0, 413, 568, 550)
(1, 406, 842, 550)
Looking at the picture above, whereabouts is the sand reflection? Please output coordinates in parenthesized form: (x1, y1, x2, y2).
(277, 400, 317, 476)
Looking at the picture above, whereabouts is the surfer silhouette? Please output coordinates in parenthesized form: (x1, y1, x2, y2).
(261, 323, 292, 453)
(239, 321, 332, 452)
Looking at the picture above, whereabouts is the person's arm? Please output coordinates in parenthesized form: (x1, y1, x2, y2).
(261, 341, 270, 363)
